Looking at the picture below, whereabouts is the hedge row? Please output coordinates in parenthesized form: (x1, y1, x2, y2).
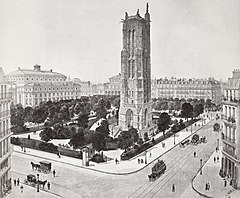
(121, 119, 199, 160)
(11, 137, 81, 159)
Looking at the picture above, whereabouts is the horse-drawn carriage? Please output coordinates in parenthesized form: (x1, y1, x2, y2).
(24, 174, 47, 189)
(148, 160, 166, 182)
(30, 161, 52, 174)
(24, 174, 37, 186)
(39, 161, 52, 174)
(179, 139, 190, 148)
(191, 134, 206, 145)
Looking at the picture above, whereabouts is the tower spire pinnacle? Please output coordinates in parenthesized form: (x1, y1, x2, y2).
(146, 3, 149, 13)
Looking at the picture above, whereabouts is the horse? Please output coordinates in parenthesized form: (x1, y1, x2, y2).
(38, 180, 47, 189)
(30, 162, 40, 170)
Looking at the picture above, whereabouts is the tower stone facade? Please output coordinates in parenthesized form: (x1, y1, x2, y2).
(119, 4, 152, 135)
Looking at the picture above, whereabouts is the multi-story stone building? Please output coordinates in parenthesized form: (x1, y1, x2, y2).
(221, 69, 240, 189)
(119, 4, 152, 135)
(152, 77, 221, 104)
(72, 78, 92, 96)
(7, 64, 81, 107)
(0, 68, 12, 197)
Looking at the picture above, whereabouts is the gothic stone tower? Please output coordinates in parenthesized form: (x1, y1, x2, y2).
(119, 4, 152, 135)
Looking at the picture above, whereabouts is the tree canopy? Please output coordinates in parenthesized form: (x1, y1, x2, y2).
(157, 112, 171, 137)
(181, 103, 193, 120)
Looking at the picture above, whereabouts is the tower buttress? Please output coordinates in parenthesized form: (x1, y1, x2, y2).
(119, 5, 152, 134)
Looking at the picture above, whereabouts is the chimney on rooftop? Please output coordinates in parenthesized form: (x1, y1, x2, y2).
(50, 69, 52, 72)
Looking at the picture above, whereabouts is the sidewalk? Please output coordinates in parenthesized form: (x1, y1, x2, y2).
(13, 119, 211, 175)
(7, 182, 59, 198)
(192, 150, 240, 198)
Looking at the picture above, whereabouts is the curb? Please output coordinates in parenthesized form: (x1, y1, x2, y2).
(16, 181, 63, 198)
(191, 152, 214, 198)
(14, 119, 215, 176)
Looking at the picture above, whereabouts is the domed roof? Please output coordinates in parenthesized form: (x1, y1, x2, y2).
(7, 64, 66, 78)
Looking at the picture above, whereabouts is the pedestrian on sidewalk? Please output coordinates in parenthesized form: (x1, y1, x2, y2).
(14, 179, 16, 186)
(20, 185, 23, 193)
(24, 147, 26, 152)
(172, 184, 175, 192)
(53, 169, 56, 177)
(115, 158, 118, 164)
(47, 182, 50, 190)
(205, 183, 208, 190)
(207, 183, 210, 190)
(138, 159, 140, 164)
(194, 151, 196, 158)
(17, 178, 20, 186)
(141, 159, 144, 164)
(224, 179, 227, 187)
(21, 145, 23, 151)
(214, 157, 216, 163)
(217, 156, 219, 162)
(230, 179, 233, 186)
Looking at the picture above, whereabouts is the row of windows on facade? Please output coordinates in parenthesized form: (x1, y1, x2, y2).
(0, 119, 10, 136)
(224, 90, 238, 100)
(18, 86, 80, 92)
(223, 124, 236, 144)
(9, 77, 65, 82)
(0, 137, 10, 158)
(23, 92, 79, 98)
(156, 80, 213, 85)
(0, 158, 9, 172)
(156, 85, 214, 89)
(223, 105, 236, 119)
(0, 103, 10, 113)
(107, 85, 120, 89)
(156, 90, 212, 94)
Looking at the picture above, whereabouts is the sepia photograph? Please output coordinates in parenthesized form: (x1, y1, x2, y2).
(0, 0, 240, 197)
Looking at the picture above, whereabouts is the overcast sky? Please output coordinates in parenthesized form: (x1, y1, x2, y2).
(0, 0, 239, 83)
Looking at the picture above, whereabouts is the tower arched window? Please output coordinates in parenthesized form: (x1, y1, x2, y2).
(132, 29, 135, 57)
(128, 30, 131, 57)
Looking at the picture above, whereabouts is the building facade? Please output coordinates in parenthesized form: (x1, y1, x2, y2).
(7, 64, 81, 107)
(221, 69, 240, 189)
(152, 77, 221, 104)
(119, 4, 152, 134)
(72, 78, 92, 96)
(0, 68, 12, 197)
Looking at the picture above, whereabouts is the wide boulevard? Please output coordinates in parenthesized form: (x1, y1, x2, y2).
(10, 118, 219, 198)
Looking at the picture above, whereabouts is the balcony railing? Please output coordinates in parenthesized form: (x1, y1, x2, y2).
(0, 111, 10, 118)
(0, 92, 12, 100)
(222, 135, 236, 144)
(222, 145, 236, 158)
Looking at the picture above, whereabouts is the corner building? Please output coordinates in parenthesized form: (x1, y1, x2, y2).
(0, 68, 12, 197)
(119, 4, 152, 135)
(221, 69, 240, 189)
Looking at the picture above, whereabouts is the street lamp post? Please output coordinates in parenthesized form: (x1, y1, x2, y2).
(217, 139, 219, 150)
(37, 174, 39, 192)
(174, 133, 176, 145)
(200, 159, 203, 175)
(145, 151, 147, 164)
